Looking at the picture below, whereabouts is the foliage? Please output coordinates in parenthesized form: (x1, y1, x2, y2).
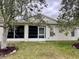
(0, 0, 47, 28)
(58, 0, 79, 32)
(0, 0, 47, 49)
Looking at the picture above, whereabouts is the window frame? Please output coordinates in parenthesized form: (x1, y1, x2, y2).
(7, 25, 24, 38)
(71, 30, 75, 37)
(38, 26, 46, 38)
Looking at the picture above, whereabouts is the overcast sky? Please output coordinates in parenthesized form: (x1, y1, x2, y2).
(42, 0, 62, 19)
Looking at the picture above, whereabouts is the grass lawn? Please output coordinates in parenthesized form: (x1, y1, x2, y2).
(4, 41, 79, 59)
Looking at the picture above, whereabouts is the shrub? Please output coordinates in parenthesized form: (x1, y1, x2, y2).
(72, 43, 79, 49)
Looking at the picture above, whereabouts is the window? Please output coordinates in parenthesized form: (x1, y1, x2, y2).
(50, 32, 55, 36)
(38, 27, 45, 38)
(29, 26, 38, 38)
(71, 30, 75, 37)
(50, 28, 55, 36)
(28, 26, 46, 38)
(7, 25, 24, 38)
(15, 26, 24, 38)
(39, 35, 44, 38)
(7, 28, 14, 38)
(39, 28, 44, 34)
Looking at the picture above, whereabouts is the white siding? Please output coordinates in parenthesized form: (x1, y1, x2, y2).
(46, 26, 50, 39)
(49, 26, 77, 41)
(75, 28, 79, 38)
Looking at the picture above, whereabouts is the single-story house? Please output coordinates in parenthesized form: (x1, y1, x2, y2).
(0, 15, 79, 41)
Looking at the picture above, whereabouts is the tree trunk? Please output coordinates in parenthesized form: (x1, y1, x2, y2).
(1, 27, 9, 49)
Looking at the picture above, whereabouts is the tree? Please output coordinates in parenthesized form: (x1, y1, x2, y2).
(0, 0, 47, 49)
(58, 0, 79, 34)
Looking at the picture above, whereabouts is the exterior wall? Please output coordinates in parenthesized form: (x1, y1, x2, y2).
(48, 26, 78, 41)
(75, 28, 79, 38)
(46, 26, 50, 39)
(0, 24, 78, 41)
(7, 25, 50, 41)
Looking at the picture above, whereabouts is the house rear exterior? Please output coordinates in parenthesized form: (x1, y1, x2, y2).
(0, 15, 79, 41)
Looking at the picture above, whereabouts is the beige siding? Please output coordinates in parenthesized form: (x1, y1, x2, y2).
(49, 26, 77, 40)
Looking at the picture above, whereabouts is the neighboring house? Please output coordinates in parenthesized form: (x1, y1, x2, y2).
(0, 15, 79, 41)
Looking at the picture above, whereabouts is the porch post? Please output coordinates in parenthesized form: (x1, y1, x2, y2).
(46, 26, 50, 39)
(25, 25, 28, 40)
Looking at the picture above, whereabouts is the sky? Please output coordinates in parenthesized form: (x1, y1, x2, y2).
(16, 0, 62, 20)
(42, 0, 62, 19)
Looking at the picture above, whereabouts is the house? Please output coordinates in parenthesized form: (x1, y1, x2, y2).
(0, 15, 79, 41)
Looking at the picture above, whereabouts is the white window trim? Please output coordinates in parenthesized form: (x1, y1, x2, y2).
(38, 26, 46, 38)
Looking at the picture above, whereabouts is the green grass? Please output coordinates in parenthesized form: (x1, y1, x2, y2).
(4, 41, 79, 59)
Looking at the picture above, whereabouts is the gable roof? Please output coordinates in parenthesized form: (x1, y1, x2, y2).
(0, 14, 57, 25)
(41, 14, 57, 24)
(17, 14, 57, 25)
